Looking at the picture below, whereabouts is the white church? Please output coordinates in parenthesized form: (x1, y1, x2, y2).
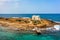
(32, 15, 41, 20)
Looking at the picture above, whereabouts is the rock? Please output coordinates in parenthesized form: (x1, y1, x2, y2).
(0, 17, 60, 34)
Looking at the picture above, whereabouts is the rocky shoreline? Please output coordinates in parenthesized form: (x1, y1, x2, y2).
(0, 16, 60, 34)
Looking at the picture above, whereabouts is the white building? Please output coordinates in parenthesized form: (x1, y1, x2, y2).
(32, 15, 41, 20)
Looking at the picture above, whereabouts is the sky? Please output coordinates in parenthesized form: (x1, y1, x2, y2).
(0, 0, 60, 13)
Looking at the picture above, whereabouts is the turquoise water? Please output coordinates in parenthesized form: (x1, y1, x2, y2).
(0, 30, 60, 40)
(0, 14, 60, 40)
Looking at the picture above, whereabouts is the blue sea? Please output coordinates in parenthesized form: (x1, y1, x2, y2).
(0, 14, 60, 40)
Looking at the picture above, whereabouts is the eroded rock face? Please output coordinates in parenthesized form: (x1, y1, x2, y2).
(0, 17, 60, 34)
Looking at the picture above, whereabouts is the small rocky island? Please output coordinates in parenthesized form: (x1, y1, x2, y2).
(0, 15, 60, 34)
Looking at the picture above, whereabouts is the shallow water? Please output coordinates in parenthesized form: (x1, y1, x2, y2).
(0, 27, 60, 40)
(0, 31, 60, 40)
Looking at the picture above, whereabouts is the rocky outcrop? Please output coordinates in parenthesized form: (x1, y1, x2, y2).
(0, 17, 60, 34)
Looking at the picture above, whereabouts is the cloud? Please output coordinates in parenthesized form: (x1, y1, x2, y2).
(0, 0, 19, 13)
(0, 0, 7, 5)
(0, 0, 7, 1)
(0, 0, 14, 5)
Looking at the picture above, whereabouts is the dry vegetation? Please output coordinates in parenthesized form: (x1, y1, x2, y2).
(0, 17, 57, 31)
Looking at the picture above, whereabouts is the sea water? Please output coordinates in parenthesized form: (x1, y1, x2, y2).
(0, 14, 60, 40)
(0, 29, 60, 40)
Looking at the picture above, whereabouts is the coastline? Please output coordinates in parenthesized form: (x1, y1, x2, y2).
(0, 15, 60, 34)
